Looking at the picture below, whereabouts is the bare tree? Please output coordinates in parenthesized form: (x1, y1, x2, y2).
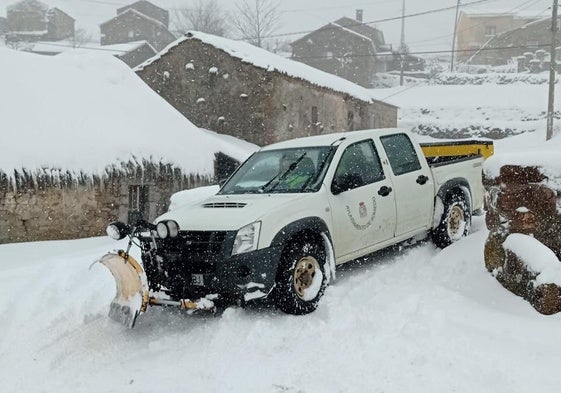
(174, 0, 229, 37)
(73, 28, 93, 48)
(232, 0, 280, 48)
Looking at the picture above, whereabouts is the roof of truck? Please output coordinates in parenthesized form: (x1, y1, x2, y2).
(260, 128, 409, 151)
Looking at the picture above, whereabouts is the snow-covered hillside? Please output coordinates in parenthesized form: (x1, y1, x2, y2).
(374, 83, 561, 139)
(0, 47, 257, 178)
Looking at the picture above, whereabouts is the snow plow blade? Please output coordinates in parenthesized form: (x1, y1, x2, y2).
(98, 251, 149, 328)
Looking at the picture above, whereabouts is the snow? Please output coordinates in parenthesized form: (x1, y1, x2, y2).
(503, 233, 561, 286)
(135, 31, 393, 106)
(25, 40, 153, 56)
(0, 47, 258, 179)
(2, 218, 561, 392)
(374, 83, 561, 140)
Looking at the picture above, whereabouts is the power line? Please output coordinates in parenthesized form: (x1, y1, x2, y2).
(243, 0, 499, 41)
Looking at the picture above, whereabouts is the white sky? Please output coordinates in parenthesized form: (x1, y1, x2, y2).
(0, 0, 554, 52)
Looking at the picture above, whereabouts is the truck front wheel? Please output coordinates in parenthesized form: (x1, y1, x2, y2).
(272, 238, 327, 315)
(432, 192, 471, 248)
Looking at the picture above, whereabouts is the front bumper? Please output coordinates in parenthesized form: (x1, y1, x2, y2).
(139, 231, 283, 304)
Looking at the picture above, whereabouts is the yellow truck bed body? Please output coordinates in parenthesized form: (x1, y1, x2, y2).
(420, 140, 494, 160)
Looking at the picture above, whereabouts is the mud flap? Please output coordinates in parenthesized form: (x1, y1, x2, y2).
(98, 251, 149, 328)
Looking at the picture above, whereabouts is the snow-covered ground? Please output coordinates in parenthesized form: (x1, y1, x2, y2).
(373, 83, 561, 139)
(1, 216, 560, 393)
(2, 36, 561, 393)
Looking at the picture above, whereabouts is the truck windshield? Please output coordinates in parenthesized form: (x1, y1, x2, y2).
(219, 146, 335, 194)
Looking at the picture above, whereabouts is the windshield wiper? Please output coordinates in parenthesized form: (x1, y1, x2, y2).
(259, 152, 307, 193)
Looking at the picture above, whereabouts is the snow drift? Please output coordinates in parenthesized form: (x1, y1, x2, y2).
(0, 47, 257, 178)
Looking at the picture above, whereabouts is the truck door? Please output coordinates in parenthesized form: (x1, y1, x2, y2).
(379, 133, 434, 237)
(328, 139, 397, 261)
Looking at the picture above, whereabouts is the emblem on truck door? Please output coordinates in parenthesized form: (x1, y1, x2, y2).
(345, 197, 377, 230)
(359, 202, 367, 218)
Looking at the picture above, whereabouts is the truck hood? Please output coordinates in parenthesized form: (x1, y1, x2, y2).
(155, 193, 309, 231)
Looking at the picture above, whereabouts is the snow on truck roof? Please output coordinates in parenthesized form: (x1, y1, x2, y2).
(260, 128, 409, 151)
(0, 47, 258, 178)
(135, 31, 396, 107)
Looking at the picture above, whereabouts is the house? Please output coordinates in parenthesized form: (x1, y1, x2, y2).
(24, 40, 157, 68)
(5, 0, 74, 42)
(135, 31, 398, 147)
(456, 9, 539, 62)
(468, 17, 561, 66)
(100, 0, 175, 51)
(117, 0, 169, 27)
(0, 46, 257, 244)
(0, 17, 7, 35)
(290, 10, 393, 87)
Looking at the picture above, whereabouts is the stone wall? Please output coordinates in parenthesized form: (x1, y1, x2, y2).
(484, 165, 561, 314)
(0, 161, 212, 244)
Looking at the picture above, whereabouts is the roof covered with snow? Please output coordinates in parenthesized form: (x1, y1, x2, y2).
(25, 40, 154, 56)
(0, 47, 258, 177)
(135, 31, 396, 107)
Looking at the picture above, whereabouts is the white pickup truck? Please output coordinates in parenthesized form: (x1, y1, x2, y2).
(102, 129, 490, 326)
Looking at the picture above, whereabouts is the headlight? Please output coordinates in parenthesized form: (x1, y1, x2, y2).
(156, 222, 169, 238)
(156, 220, 180, 239)
(232, 221, 261, 256)
(106, 221, 129, 240)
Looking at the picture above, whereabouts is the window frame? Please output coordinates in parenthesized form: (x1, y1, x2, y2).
(380, 133, 422, 176)
(331, 139, 385, 194)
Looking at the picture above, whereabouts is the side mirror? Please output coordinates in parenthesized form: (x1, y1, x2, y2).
(331, 173, 363, 195)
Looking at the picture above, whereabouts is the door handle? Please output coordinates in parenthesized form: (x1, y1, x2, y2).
(378, 186, 392, 197)
(416, 175, 429, 185)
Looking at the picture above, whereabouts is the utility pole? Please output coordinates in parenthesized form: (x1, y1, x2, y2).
(451, 0, 461, 72)
(399, 0, 406, 86)
(546, 0, 559, 141)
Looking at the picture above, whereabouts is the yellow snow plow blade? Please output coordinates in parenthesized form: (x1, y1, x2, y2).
(98, 251, 149, 328)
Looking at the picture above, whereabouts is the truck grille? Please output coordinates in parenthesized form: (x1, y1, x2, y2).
(153, 231, 230, 275)
(203, 202, 247, 208)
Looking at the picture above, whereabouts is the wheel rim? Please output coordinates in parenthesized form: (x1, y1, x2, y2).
(293, 256, 321, 301)
(447, 205, 465, 240)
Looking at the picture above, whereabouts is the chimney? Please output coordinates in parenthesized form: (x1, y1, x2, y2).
(356, 9, 363, 22)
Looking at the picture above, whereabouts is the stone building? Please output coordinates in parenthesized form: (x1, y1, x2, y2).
(456, 9, 539, 62)
(0, 17, 8, 35)
(468, 17, 561, 66)
(135, 31, 398, 147)
(100, 0, 175, 51)
(290, 10, 393, 87)
(6, 0, 74, 42)
(0, 48, 257, 245)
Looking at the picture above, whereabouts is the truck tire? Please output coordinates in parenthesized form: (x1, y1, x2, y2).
(272, 237, 327, 315)
(432, 192, 471, 249)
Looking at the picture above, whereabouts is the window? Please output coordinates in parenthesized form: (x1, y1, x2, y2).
(128, 30, 134, 38)
(332, 140, 384, 193)
(484, 25, 496, 37)
(347, 111, 354, 131)
(311, 106, 318, 124)
(527, 41, 539, 50)
(326, 51, 334, 59)
(128, 185, 149, 224)
(380, 134, 422, 176)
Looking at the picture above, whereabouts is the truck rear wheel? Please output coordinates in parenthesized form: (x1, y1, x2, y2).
(432, 192, 471, 248)
(272, 237, 327, 315)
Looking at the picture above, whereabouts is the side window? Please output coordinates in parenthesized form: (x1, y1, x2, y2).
(332, 140, 385, 193)
(380, 133, 422, 176)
